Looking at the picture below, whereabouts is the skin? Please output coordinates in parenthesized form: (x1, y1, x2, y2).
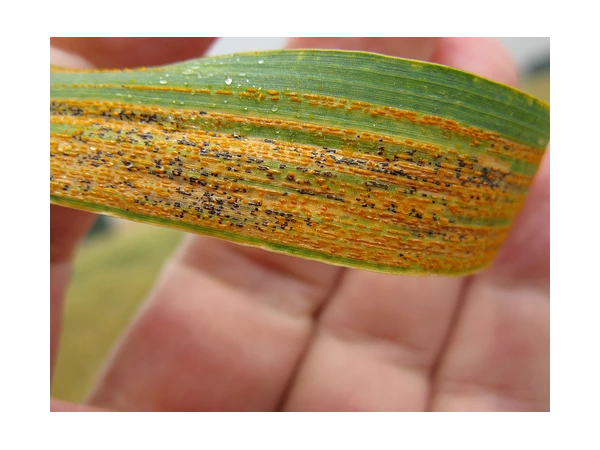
(50, 37, 549, 412)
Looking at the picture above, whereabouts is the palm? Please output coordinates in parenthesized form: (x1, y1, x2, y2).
(50, 37, 549, 412)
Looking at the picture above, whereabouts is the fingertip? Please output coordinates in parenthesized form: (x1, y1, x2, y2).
(431, 37, 519, 87)
(286, 37, 440, 61)
(487, 148, 550, 291)
(50, 205, 97, 263)
(50, 37, 217, 69)
(50, 47, 95, 69)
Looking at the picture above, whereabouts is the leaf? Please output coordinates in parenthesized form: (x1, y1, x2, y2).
(50, 50, 550, 275)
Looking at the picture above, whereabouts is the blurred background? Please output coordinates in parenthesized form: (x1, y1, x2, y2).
(51, 37, 550, 402)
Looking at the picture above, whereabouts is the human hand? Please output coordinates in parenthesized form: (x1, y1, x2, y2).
(50, 37, 549, 411)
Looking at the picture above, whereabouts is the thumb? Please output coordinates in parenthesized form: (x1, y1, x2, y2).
(50, 48, 97, 380)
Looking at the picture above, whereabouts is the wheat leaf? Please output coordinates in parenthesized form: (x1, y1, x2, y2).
(50, 50, 550, 275)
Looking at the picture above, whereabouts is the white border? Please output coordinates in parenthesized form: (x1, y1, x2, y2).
(6, 1, 599, 447)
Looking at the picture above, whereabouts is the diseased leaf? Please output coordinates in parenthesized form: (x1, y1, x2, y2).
(50, 50, 550, 275)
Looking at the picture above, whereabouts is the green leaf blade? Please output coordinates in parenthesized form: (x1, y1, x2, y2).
(51, 50, 549, 275)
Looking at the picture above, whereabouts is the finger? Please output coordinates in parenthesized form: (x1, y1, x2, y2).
(429, 275, 549, 411)
(50, 37, 216, 68)
(430, 152, 550, 411)
(86, 247, 342, 411)
(283, 272, 465, 411)
(50, 38, 212, 402)
(487, 149, 550, 289)
(429, 41, 550, 411)
(430, 37, 519, 87)
(286, 37, 439, 61)
(80, 37, 341, 410)
(279, 37, 478, 411)
(51, 206, 96, 378)
(50, 48, 101, 378)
